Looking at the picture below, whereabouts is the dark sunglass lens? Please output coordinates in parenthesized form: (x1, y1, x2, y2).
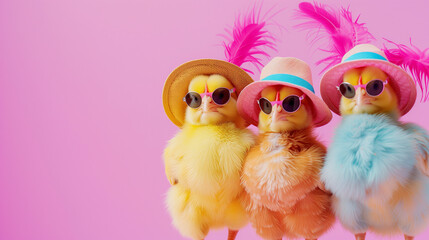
(366, 79, 384, 96)
(282, 95, 301, 113)
(185, 92, 202, 108)
(339, 83, 355, 99)
(258, 98, 272, 114)
(212, 88, 230, 105)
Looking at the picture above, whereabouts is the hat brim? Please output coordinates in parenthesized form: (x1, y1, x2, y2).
(237, 80, 332, 127)
(163, 59, 254, 127)
(320, 59, 417, 116)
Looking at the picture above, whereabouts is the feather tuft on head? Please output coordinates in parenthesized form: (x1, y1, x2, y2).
(383, 39, 429, 102)
(222, 5, 277, 74)
(295, 2, 373, 72)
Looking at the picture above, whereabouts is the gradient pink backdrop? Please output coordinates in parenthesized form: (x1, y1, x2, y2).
(1, 0, 429, 239)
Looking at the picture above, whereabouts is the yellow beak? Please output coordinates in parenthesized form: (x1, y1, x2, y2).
(202, 96, 213, 113)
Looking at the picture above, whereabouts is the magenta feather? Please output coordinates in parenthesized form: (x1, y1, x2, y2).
(295, 2, 373, 71)
(383, 40, 429, 102)
(222, 6, 276, 74)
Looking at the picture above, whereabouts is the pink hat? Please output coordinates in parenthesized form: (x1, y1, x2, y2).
(237, 57, 332, 127)
(320, 44, 417, 116)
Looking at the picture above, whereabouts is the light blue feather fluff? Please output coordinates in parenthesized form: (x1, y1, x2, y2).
(322, 114, 416, 200)
(403, 123, 429, 165)
(322, 114, 429, 235)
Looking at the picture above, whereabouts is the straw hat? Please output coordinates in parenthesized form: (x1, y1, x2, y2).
(237, 57, 332, 127)
(320, 44, 417, 116)
(162, 59, 254, 127)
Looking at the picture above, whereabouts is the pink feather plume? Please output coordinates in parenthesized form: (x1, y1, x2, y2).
(295, 2, 373, 71)
(222, 6, 277, 74)
(383, 40, 429, 101)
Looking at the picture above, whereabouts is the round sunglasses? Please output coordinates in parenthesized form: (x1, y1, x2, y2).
(258, 95, 305, 115)
(183, 87, 235, 109)
(337, 79, 388, 99)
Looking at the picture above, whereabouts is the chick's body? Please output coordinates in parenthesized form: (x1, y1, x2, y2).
(242, 86, 335, 240)
(323, 114, 429, 236)
(243, 131, 335, 240)
(165, 123, 254, 239)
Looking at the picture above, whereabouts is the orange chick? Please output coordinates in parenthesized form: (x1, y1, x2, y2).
(241, 85, 335, 240)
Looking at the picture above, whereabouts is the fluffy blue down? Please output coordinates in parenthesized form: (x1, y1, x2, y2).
(403, 123, 429, 161)
(322, 114, 416, 200)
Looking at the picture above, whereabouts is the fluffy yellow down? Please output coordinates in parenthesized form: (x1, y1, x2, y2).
(164, 122, 255, 239)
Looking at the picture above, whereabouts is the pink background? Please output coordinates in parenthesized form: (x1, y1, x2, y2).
(1, 0, 429, 239)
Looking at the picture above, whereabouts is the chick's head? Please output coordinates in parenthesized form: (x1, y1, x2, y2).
(258, 86, 312, 133)
(340, 66, 399, 116)
(184, 74, 246, 127)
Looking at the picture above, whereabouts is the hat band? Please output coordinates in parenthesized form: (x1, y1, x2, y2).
(261, 74, 315, 93)
(344, 52, 388, 62)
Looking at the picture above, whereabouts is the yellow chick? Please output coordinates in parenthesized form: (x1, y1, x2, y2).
(184, 74, 247, 128)
(164, 74, 255, 240)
